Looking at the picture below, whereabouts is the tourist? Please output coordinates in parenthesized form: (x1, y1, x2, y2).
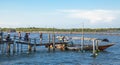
(18, 32, 21, 39)
(6, 33, 11, 41)
(40, 33, 42, 44)
(24, 33, 29, 41)
(62, 36, 65, 42)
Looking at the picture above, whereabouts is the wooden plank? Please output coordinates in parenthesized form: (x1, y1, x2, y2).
(16, 41, 68, 47)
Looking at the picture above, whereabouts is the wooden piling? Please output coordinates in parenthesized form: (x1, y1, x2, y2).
(96, 40, 99, 52)
(21, 44, 23, 52)
(17, 43, 19, 53)
(13, 35, 16, 54)
(40, 38, 42, 44)
(48, 33, 50, 44)
(0, 33, 3, 54)
(34, 38, 36, 52)
(48, 33, 50, 51)
(13, 43, 16, 54)
(93, 40, 95, 54)
(92, 39, 97, 57)
(28, 45, 32, 52)
(2, 43, 7, 54)
(0, 44, 1, 51)
(52, 33, 55, 51)
(17, 39, 20, 52)
(28, 39, 32, 52)
(7, 42, 10, 54)
(1, 43, 4, 54)
(81, 37, 84, 52)
(81, 22, 84, 52)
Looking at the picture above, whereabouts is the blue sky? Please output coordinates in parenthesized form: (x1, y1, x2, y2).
(0, 0, 120, 28)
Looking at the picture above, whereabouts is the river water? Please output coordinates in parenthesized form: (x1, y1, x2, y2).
(0, 32, 120, 65)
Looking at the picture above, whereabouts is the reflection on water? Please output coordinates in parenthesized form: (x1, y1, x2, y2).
(0, 33, 120, 65)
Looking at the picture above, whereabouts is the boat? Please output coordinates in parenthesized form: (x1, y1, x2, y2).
(66, 43, 115, 51)
(64, 37, 115, 51)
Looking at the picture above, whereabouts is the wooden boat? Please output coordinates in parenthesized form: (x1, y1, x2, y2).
(56, 36, 115, 51)
(66, 43, 115, 51)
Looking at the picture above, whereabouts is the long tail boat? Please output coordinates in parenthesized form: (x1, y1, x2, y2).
(66, 43, 115, 51)
(56, 36, 115, 51)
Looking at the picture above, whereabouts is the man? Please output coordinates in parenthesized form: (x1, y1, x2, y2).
(6, 33, 11, 41)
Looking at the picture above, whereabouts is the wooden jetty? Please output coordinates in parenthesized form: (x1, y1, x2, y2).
(0, 33, 68, 55)
(0, 32, 115, 57)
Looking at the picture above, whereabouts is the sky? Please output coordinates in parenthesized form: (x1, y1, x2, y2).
(0, 0, 120, 28)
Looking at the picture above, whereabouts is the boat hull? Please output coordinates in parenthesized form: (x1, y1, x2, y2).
(66, 43, 115, 51)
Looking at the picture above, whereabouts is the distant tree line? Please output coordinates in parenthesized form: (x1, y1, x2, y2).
(0, 27, 120, 32)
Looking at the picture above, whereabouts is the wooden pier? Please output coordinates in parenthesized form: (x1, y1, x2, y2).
(0, 32, 115, 57)
(0, 33, 68, 55)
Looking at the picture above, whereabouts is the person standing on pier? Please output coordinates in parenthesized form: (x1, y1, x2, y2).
(0, 31, 3, 41)
(24, 33, 29, 41)
(18, 32, 21, 40)
(40, 33, 42, 44)
(6, 33, 11, 41)
(62, 36, 65, 42)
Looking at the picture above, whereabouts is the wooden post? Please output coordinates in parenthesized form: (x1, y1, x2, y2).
(7, 42, 10, 54)
(17, 43, 19, 53)
(48, 33, 50, 44)
(28, 45, 32, 52)
(52, 32, 55, 51)
(13, 35, 16, 54)
(17, 38, 20, 53)
(92, 39, 97, 57)
(96, 40, 99, 52)
(48, 33, 50, 51)
(21, 44, 23, 53)
(34, 38, 36, 52)
(40, 38, 42, 44)
(0, 44, 1, 54)
(1, 44, 4, 54)
(0, 32, 3, 54)
(81, 37, 84, 52)
(93, 39, 95, 55)
(19, 37, 23, 53)
(13, 43, 16, 54)
(28, 39, 32, 52)
(81, 22, 84, 52)
(5, 43, 7, 54)
(1, 42, 5, 54)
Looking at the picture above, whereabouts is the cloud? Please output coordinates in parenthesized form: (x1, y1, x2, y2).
(58, 9, 120, 24)
(0, 9, 120, 28)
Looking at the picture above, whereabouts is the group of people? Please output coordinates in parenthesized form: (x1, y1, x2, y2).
(18, 32, 43, 41)
(5, 32, 43, 42)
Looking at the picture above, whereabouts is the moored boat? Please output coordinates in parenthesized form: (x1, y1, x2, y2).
(66, 43, 115, 51)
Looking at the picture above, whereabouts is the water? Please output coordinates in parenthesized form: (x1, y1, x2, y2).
(0, 32, 120, 65)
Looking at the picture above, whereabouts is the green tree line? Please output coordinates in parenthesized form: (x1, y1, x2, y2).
(0, 27, 120, 32)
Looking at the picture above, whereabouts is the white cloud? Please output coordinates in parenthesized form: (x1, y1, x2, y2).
(58, 9, 120, 24)
(0, 9, 120, 28)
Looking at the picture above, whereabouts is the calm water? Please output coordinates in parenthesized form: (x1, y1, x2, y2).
(0, 32, 120, 65)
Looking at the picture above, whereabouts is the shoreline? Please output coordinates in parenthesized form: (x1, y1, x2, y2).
(15, 31, 120, 36)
